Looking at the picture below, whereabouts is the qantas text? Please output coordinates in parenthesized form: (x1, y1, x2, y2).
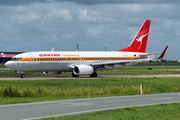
(39, 54, 60, 57)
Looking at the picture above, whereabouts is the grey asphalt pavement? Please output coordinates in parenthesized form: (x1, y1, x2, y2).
(1, 74, 180, 80)
(0, 93, 180, 120)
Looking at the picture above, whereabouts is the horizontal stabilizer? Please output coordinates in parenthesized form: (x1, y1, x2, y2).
(140, 46, 171, 59)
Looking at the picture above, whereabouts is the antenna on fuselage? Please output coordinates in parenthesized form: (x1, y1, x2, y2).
(51, 45, 55, 51)
(76, 44, 79, 51)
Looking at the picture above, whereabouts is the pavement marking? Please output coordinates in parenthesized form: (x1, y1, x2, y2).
(152, 97, 174, 100)
(61, 102, 93, 107)
(1, 92, 180, 108)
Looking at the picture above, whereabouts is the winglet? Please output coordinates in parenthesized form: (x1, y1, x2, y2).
(157, 46, 168, 59)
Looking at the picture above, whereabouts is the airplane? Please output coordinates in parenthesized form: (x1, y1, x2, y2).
(5, 20, 168, 78)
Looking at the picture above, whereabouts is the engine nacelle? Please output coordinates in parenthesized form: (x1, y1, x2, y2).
(43, 71, 62, 75)
(73, 65, 94, 75)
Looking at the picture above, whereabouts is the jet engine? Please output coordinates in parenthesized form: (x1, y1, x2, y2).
(43, 71, 62, 75)
(73, 65, 94, 75)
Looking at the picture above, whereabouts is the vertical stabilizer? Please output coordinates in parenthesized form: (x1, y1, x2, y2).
(118, 20, 151, 53)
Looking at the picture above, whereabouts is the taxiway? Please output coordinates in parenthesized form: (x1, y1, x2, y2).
(0, 74, 180, 80)
(0, 93, 180, 120)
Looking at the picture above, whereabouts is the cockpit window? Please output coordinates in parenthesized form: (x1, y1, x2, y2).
(17, 58, 22, 60)
(11, 58, 16, 60)
(11, 57, 22, 60)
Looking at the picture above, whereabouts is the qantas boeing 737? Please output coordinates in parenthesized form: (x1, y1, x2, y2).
(5, 20, 168, 78)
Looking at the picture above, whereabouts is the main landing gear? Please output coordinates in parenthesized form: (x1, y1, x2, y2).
(90, 72, 98, 77)
(20, 74, 25, 78)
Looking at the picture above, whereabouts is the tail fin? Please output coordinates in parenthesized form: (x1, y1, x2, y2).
(118, 20, 151, 53)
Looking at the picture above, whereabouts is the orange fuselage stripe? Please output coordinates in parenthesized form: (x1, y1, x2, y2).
(10, 57, 147, 62)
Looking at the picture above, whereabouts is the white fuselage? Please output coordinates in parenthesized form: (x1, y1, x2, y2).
(5, 51, 147, 72)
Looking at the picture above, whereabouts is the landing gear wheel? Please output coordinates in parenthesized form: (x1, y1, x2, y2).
(20, 74, 25, 78)
(72, 73, 79, 77)
(90, 72, 98, 77)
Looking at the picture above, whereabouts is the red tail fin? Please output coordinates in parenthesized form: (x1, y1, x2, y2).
(118, 20, 151, 53)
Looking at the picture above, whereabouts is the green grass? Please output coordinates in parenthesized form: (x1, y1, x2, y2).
(1, 66, 180, 77)
(97, 66, 180, 75)
(1, 77, 180, 91)
(42, 103, 180, 120)
(136, 62, 180, 66)
(1, 77, 180, 104)
(0, 64, 5, 67)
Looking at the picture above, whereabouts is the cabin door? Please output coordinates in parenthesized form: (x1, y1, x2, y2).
(28, 54, 34, 65)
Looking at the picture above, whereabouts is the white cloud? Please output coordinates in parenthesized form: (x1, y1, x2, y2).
(78, 9, 96, 23)
(15, 6, 26, 12)
(52, 35, 59, 41)
(175, 29, 180, 36)
(61, 34, 73, 40)
(10, 11, 40, 23)
(50, 9, 74, 22)
(164, 20, 172, 29)
(78, 8, 117, 23)
(87, 27, 102, 36)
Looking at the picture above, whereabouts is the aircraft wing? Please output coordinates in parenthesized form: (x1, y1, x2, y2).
(69, 59, 150, 69)
(69, 58, 151, 69)
(91, 59, 149, 66)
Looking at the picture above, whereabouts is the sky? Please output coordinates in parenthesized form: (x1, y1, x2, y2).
(0, 0, 180, 60)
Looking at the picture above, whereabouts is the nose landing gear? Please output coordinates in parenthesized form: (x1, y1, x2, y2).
(20, 74, 25, 78)
(14, 71, 25, 78)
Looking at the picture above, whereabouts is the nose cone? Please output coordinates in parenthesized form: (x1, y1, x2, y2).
(5, 61, 14, 69)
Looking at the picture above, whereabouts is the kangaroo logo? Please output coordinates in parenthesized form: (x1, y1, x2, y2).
(136, 29, 148, 49)
(1, 53, 5, 57)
